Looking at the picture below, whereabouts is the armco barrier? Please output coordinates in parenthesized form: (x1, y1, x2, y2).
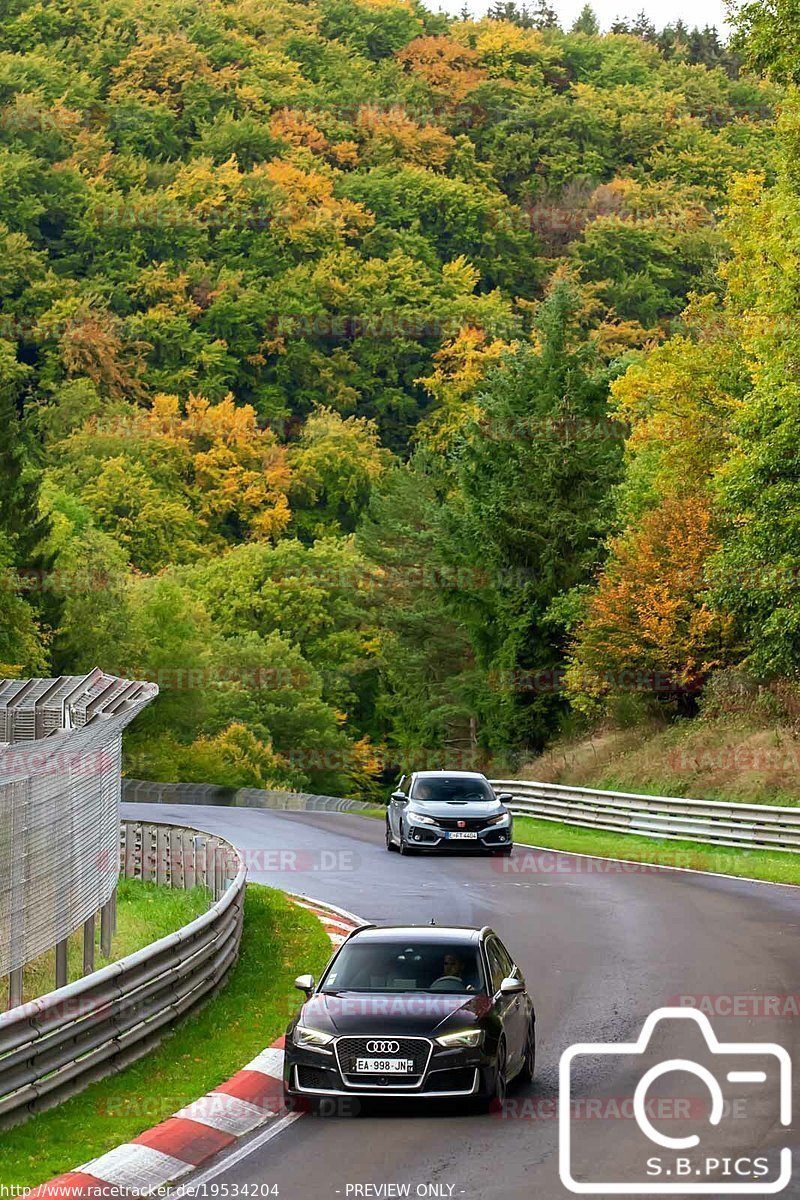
(122, 777, 370, 811)
(0, 820, 245, 1130)
(491, 779, 800, 853)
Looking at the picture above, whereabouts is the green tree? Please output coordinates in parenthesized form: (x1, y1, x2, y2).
(571, 5, 599, 35)
(443, 279, 624, 752)
(289, 407, 391, 540)
(712, 108, 800, 676)
(356, 457, 479, 763)
(734, 0, 800, 83)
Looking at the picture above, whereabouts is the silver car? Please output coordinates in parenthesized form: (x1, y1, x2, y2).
(385, 770, 514, 856)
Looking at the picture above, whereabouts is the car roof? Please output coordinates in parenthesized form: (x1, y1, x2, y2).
(412, 770, 489, 780)
(347, 925, 485, 944)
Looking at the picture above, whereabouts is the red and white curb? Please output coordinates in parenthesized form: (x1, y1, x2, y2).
(30, 895, 364, 1198)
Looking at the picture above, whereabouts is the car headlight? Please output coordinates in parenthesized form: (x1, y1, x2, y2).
(485, 811, 510, 826)
(436, 1028, 484, 1048)
(409, 812, 437, 826)
(294, 1025, 335, 1053)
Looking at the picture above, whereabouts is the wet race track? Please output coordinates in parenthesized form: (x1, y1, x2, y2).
(121, 802, 800, 1200)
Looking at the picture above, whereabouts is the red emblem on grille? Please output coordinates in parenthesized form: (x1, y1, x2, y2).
(457, 820, 466, 828)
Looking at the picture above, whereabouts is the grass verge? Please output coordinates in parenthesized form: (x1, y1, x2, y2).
(1, 878, 210, 1005)
(512, 816, 800, 886)
(1, 885, 333, 1188)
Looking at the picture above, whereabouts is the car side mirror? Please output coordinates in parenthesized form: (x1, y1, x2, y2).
(496, 792, 513, 803)
(499, 975, 525, 995)
(390, 791, 406, 802)
(294, 974, 315, 996)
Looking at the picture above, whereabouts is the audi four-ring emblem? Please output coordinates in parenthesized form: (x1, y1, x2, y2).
(366, 1039, 400, 1054)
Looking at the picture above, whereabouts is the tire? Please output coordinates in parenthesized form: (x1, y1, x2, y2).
(385, 821, 397, 852)
(494, 845, 513, 857)
(519, 1021, 536, 1084)
(491, 1037, 508, 1110)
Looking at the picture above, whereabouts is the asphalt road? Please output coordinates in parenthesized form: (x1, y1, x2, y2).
(122, 802, 800, 1200)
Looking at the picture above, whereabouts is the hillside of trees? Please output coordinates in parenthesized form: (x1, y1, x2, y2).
(0, 0, 793, 797)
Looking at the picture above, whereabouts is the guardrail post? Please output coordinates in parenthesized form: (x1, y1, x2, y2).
(55, 937, 69, 989)
(170, 826, 184, 889)
(183, 830, 196, 890)
(83, 914, 95, 975)
(8, 967, 23, 1010)
(100, 893, 113, 957)
(204, 839, 216, 896)
(214, 850, 224, 901)
(110, 885, 117, 936)
(156, 826, 169, 886)
(142, 823, 155, 882)
(124, 822, 137, 878)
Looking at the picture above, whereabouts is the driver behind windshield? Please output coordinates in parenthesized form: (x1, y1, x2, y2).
(320, 942, 484, 993)
(429, 951, 478, 992)
(442, 953, 464, 978)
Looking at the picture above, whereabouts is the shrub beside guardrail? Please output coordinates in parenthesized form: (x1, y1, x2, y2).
(0, 820, 245, 1130)
(491, 779, 800, 853)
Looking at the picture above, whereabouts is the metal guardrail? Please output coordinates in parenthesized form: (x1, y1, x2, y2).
(491, 779, 800, 853)
(0, 820, 245, 1129)
(122, 778, 370, 812)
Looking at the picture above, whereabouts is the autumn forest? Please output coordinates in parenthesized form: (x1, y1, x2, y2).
(1, 0, 798, 797)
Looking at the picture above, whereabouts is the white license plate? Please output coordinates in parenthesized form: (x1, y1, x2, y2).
(446, 831, 478, 840)
(355, 1057, 414, 1073)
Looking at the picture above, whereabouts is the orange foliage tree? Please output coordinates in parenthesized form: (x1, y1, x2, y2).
(395, 36, 486, 102)
(566, 492, 737, 711)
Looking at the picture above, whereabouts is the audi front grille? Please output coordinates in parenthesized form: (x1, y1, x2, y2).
(334, 1036, 433, 1089)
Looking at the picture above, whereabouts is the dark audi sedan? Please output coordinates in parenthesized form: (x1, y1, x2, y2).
(385, 770, 514, 855)
(284, 924, 535, 1105)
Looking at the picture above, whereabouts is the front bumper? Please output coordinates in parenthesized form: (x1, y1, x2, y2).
(405, 823, 513, 851)
(285, 1037, 487, 1099)
(288, 1063, 481, 1098)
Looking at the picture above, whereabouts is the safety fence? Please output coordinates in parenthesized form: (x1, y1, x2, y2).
(0, 819, 245, 1129)
(491, 779, 800, 853)
(1, 670, 158, 1006)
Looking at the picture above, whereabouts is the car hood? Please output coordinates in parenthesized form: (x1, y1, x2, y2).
(300, 991, 491, 1037)
(408, 799, 505, 820)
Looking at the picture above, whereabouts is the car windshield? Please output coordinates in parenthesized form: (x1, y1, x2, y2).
(320, 942, 486, 993)
(410, 777, 494, 802)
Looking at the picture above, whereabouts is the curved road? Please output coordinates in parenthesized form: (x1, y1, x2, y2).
(122, 802, 800, 1199)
